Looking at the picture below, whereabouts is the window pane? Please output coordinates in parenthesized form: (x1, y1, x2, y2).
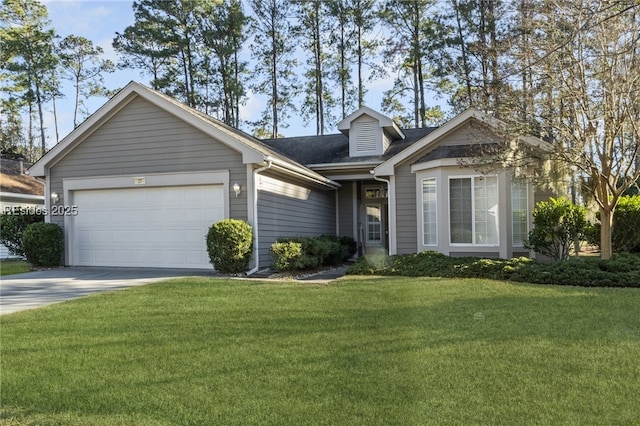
(366, 204, 382, 242)
(511, 178, 528, 246)
(450, 178, 472, 243)
(422, 178, 437, 245)
(474, 176, 498, 245)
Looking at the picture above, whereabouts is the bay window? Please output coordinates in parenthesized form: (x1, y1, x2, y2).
(449, 176, 498, 245)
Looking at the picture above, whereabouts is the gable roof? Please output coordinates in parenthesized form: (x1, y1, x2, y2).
(0, 158, 44, 196)
(337, 106, 405, 140)
(29, 82, 338, 189)
(374, 108, 551, 176)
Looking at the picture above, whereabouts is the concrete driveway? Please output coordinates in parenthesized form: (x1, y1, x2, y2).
(0, 267, 216, 315)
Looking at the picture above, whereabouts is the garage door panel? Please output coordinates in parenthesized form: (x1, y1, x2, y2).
(71, 185, 224, 269)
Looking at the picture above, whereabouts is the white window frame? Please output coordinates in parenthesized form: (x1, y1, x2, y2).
(422, 178, 437, 246)
(448, 175, 499, 246)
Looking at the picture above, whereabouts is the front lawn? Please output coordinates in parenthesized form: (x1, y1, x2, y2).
(2, 277, 639, 425)
(0, 259, 30, 276)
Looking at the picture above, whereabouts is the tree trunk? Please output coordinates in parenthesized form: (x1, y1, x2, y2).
(452, 0, 472, 106)
(271, 27, 278, 138)
(600, 206, 613, 260)
(34, 79, 46, 155)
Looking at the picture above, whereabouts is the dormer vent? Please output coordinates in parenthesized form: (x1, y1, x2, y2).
(355, 118, 377, 153)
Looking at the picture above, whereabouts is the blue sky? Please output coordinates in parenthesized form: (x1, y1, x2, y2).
(42, 0, 419, 147)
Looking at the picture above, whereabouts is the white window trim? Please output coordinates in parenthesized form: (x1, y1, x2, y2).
(421, 178, 438, 246)
(448, 175, 500, 247)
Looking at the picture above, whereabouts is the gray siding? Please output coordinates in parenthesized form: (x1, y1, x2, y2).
(49, 96, 248, 232)
(394, 164, 417, 254)
(257, 174, 336, 266)
(337, 182, 355, 240)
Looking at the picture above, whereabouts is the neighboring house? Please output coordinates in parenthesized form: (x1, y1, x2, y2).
(0, 158, 45, 259)
(29, 82, 550, 270)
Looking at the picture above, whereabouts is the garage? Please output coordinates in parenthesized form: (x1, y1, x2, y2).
(70, 185, 225, 269)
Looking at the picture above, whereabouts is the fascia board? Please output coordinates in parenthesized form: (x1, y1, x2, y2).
(307, 161, 381, 171)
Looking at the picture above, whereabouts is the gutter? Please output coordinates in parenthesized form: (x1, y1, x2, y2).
(0, 192, 45, 202)
(264, 155, 341, 189)
(246, 158, 273, 275)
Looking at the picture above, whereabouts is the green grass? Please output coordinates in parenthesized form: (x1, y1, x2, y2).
(2, 277, 640, 425)
(0, 260, 30, 276)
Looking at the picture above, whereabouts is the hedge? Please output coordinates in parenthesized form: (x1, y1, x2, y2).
(270, 235, 356, 272)
(347, 250, 640, 288)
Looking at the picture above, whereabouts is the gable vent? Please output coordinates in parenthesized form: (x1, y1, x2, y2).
(355, 120, 377, 153)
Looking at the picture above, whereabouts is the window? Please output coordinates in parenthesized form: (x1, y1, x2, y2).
(511, 178, 528, 247)
(365, 186, 387, 199)
(449, 176, 498, 245)
(366, 204, 382, 243)
(422, 178, 437, 245)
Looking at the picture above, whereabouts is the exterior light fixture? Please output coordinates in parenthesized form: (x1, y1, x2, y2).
(51, 192, 59, 204)
(232, 182, 241, 197)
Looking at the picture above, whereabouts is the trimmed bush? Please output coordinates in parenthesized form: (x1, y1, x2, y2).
(21, 222, 64, 267)
(270, 241, 303, 271)
(588, 195, 640, 253)
(0, 212, 44, 257)
(206, 219, 253, 273)
(525, 197, 587, 261)
(269, 235, 356, 271)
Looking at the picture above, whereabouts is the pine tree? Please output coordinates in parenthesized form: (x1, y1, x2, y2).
(58, 35, 115, 128)
(0, 0, 58, 158)
(197, 0, 247, 127)
(379, 0, 445, 127)
(248, 0, 298, 138)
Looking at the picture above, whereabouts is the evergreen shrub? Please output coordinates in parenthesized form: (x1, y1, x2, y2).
(206, 219, 253, 273)
(525, 197, 587, 260)
(22, 222, 63, 267)
(0, 212, 44, 257)
(346, 251, 640, 288)
(269, 235, 356, 271)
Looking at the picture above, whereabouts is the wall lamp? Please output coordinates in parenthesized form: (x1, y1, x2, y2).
(232, 182, 241, 197)
(51, 192, 60, 204)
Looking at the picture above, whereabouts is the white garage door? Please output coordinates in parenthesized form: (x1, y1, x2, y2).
(72, 185, 225, 269)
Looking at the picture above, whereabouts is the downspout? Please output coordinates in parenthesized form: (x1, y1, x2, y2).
(370, 170, 394, 255)
(246, 158, 273, 275)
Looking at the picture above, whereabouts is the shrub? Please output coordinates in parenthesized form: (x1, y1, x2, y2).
(346, 250, 640, 288)
(206, 219, 253, 273)
(21, 222, 64, 267)
(269, 235, 357, 271)
(525, 197, 587, 261)
(270, 241, 303, 271)
(588, 195, 640, 253)
(0, 212, 44, 257)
